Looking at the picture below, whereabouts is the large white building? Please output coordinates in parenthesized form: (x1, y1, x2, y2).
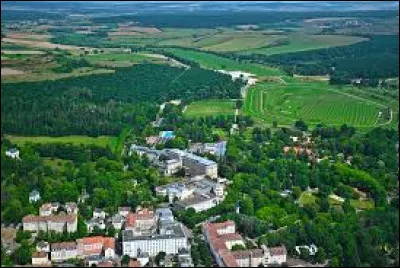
(156, 176, 226, 212)
(122, 208, 189, 258)
(130, 145, 218, 178)
(23, 213, 77, 233)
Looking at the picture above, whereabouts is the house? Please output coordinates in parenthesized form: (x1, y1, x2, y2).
(87, 217, 106, 233)
(136, 252, 150, 267)
(295, 244, 318, 256)
(6, 148, 19, 159)
(108, 214, 125, 230)
(36, 241, 50, 253)
(122, 208, 189, 258)
(76, 236, 115, 259)
(202, 221, 287, 267)
(178, 248, 193, 267)
(118, 207, 131, 217)
(23, 213, 78, 233)
(97, 260, 114, 267)
(29, 190, 41, 204)
(39, 203, 59, 216)
(93, 208, 107, 220)
(125, 207, 157, 235)
(146, 136, 159, 146)
(32, 251, 50, 266)
(65, 202, 79, 214)
(51, 242, 78, 262)
(86, 255, 104, 267)
(128, 259, 141, 267)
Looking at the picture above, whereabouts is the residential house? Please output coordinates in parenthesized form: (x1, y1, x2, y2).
(51, 242, 78, 263)
(93, 208, 107, 220)
(76, 236, 115, 259)
(6, 148, 20, 159)
(32, 251, 50, 266)
(36, 241, 50, 253)
(65, 202, 79, 214)
(87, 217, 106, 233)
(23, 213, 77, 233)
(29, 190, 41, 204)
(125, 208, 157, 235)
(108, 214, 125, 231)
(118, 207, 131, 217)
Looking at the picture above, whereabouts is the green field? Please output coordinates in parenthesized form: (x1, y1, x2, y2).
(82, 52, 165, 66)
(184, 99, 236, 117)
(239, 34, 368, 55)
(243, 79, 388, 128)
(161, 48, 284, 77)
(6, 135, 117, 148)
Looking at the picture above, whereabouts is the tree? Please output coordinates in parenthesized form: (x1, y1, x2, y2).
(295, 120, 308, 131)
(155, 251, 166, 265)
(121, 255, 130, 266)
(231, 244, 246, 251)
(16, 230, 31, 243)
(272, 121, 278, 128)
(12, 242, 32, 265)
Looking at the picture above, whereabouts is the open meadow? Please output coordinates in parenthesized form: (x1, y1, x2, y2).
(184, 99, 236, 117)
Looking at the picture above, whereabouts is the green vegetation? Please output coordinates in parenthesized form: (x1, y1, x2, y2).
(1, 64, 243, 136)
(159, 48, 284, 77)
(6, 135, 116, 148)
(243, 80, 388, 128)
(184, 99, 236, 117)
(298, 191, 317, 206)
(239, 34, 367, 55)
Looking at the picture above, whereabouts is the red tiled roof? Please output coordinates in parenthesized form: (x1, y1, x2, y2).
(79, 236, 104, 245)
(128, 259, 141, 267)
(103, 237, 115, 250)
(51, 242, 77, 251)
(218, 233, 243, 241)
(97, 261, 114, 267)
(269, 245, 287, 256)
(32, 251, 48, 258)
(219, 249, 238, 267)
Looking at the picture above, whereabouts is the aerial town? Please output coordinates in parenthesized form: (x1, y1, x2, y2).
(1, 1, 398, 268)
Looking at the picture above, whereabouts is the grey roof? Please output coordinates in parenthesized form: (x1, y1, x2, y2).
(30, 190, 40, 196)
(122, 223, 186, 242)
(176, 192, 218, 207)
(7, 148, 18, 153)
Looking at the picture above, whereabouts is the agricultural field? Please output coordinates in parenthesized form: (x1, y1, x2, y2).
(161, 47, 284, 77)
(243, 79, 389, 128)
(238, 34, 368, 55)
(5, 135, 117, 148)
(82, 52, 167, 67)
(184, 99, 236, 117)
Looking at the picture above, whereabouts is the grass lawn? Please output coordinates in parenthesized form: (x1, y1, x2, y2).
(184, 99, 236, 117)
(6, 135, 117, 148)
(350, 198, 375, 210)
(298, 191, 317, 206)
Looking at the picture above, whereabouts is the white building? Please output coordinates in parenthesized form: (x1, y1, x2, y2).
(122, 208, 189, 258)
(29, 190, 41, 203)
(23, 213, 77, 233)
(51, 242, 78, 262)
(93, 208, 107, 220)
(32, 251, 50, 266)
(5, 148, 19, 159)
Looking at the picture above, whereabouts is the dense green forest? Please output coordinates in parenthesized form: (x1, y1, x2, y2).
(235, 35, 399, 85)
(90, 10, 399, 28)
(1, 64, 244, 136)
